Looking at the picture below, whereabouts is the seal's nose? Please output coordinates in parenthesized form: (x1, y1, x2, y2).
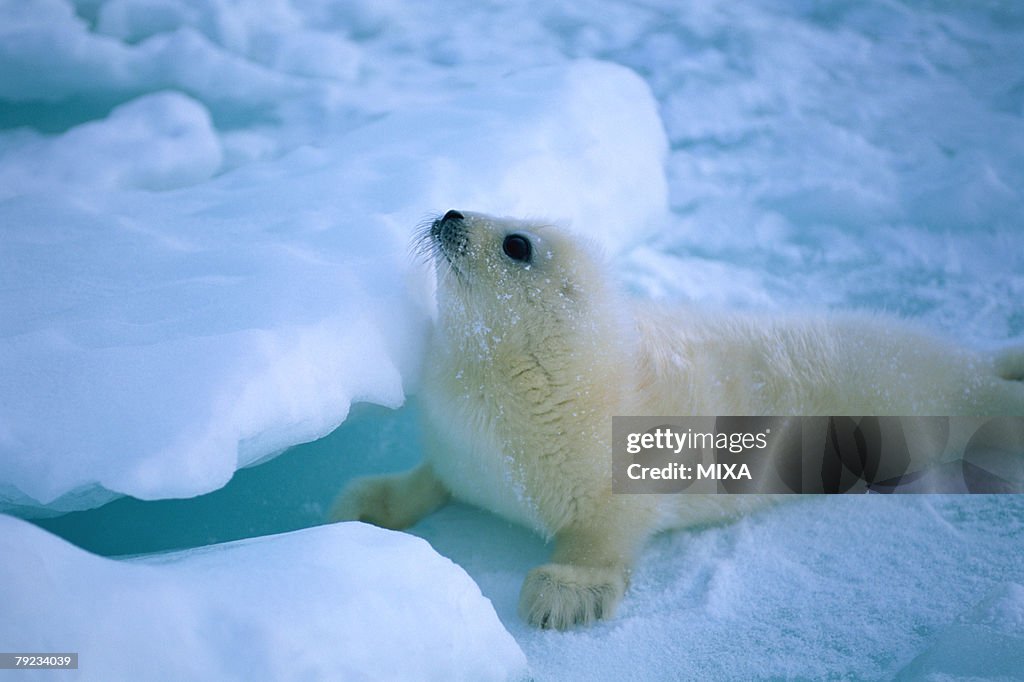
(431, 209, 464, 239)
(432, 209, 469, 258)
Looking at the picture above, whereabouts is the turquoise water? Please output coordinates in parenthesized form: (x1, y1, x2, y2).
(33, 403, 422, 556)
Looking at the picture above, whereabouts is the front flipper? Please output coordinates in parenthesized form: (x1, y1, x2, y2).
(517, 509, 652, 629)
(519, 563, 628, 629)
(329, 462, 450, 530)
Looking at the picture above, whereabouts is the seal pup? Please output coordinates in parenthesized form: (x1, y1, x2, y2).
(332, 210, 1024, 629)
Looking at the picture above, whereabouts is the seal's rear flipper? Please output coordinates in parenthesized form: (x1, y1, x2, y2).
(994, 346, 1024, 381)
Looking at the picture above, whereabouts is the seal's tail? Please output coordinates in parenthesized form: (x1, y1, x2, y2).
(994, 346, 1024, 381)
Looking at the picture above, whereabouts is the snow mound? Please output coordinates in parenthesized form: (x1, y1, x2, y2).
(894, 582, 1024, 680)
(0, 56, 667, 514)
(0, 515, 528, 681)
(0, 91, 222, 199)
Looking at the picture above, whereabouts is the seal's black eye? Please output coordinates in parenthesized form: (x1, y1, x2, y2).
(502, 234, 532, 263)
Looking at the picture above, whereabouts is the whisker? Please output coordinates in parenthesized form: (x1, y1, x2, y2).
(409, 212, 443, 265)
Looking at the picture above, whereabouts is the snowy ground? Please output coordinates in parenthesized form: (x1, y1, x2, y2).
(3, 0, 1024, 679)
(0, 514, 527, 681)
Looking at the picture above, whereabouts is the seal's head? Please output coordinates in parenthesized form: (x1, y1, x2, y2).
(418, 209, 620, 356)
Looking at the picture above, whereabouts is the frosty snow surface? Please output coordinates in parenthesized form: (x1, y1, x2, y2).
(2, 0, 1024, 679)
(0, 515, 527, 681)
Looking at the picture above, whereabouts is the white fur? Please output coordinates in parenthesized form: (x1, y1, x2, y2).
(332, 212, 1024, 630)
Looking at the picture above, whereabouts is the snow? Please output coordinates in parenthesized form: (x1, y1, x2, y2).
(420, 495, 1024, 681)
(0, 514, 528, 681)
(0, 91, 221, 197)
(2, 0, 1024, 679)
